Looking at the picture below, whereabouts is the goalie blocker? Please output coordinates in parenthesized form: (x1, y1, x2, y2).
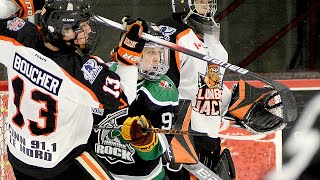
(228, 79, 286, 134)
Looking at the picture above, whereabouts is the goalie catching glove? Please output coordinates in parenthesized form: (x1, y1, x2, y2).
(121, 115, 158, 152)
(111, 16, 148, 65)
(227, 79, 286, 134)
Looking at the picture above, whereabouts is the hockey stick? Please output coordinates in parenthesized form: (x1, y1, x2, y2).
(93, 15, 297, 124)
(183, 162, 222, 180)
(92, 125, 267, 141)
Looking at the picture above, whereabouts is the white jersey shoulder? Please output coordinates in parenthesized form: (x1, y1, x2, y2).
(0, 39, 101, 168)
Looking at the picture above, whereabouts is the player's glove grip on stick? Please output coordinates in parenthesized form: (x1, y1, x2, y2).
(111, 16, 148, 65)
(228, 79, 285, 134)
(121, 115, 158, 152)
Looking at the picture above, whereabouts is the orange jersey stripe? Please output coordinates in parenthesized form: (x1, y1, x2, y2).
(175, 28, 192, 72)
(60, 68, 103, 109)
(118, 97, 128, 109)
(175, 50, 181, 72)
(0, 35, 24, 46)
(77, 152, 111, 180)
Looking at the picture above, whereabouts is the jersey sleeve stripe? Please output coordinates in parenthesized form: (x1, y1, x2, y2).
(118, 97, 128, 109)
(176, 28, 191, 41)
(175, 50, 181, 72)
(60, 67, 103, 108)
(76, 151, 113, 180)
(175, 29, 191, 72)
(139, 87, 179, 106)
(89, 55, 105, 64)
(0, 35, 23, 46)
(158, 133, 169, 153)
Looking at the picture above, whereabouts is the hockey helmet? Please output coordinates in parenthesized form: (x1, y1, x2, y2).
(137, 23, 170, 81)
(40, 0, 100, 55)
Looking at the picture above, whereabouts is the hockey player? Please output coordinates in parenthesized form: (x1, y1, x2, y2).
(89, 24, 179, 180)
(157, 1, 289, 179)
(157, 0, 234, 179)
(0, 0, 148, 179)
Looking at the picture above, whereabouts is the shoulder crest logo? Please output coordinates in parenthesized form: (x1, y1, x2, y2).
(159, 25, 177, 41)
(7, 18, 26, 31)
(159, 80, 173, 89)
(81, 59, 103, 84)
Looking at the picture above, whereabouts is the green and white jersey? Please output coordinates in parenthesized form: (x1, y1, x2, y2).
(90, 62, 179, 179)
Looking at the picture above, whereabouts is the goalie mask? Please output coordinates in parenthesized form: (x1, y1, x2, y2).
(40, 0, 100, 55)
(137, 24, 169, 81)
(172, 0, 220, 34)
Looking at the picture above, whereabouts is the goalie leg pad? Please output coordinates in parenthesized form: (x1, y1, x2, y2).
(214, 148, 236, 180)
(162, 148, 183, 172)
(194, 136, 221, 170)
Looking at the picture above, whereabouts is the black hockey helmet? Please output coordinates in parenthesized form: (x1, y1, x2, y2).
(40, 0, 100, 55)
(137, 23, 170, 81)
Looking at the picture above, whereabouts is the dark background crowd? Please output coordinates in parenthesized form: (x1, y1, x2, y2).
(1, 0, 319, 78)
(89, 0, 320, 73)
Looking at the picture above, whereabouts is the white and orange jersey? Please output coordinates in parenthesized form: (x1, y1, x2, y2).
(0, 18, 137, 168)
(0, 0, 19, 19)
(159, 14, 231, 136)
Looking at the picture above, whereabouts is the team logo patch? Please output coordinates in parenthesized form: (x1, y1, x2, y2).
(93, 108, 136, 164)
(91, 108, 104, 116)
(194, 64, 223, 116)
(7, 18, 26, 31)
(159, 25, 176, 41)
(204, 64, 221, 89)
(159, 80, 173, 89)
(81, 59, 103, 84)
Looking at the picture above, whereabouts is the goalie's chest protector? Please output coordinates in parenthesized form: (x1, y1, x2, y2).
(172, 28, 228, 136)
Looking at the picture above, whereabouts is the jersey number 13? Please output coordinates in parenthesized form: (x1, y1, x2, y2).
(11, 77, 57, 136)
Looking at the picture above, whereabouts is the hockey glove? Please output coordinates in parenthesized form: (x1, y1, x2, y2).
(121, 115, 158, 152)
(13, 0, 45, 18)
(228, 79, 286, 134)
(111, 16, 148, 65)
